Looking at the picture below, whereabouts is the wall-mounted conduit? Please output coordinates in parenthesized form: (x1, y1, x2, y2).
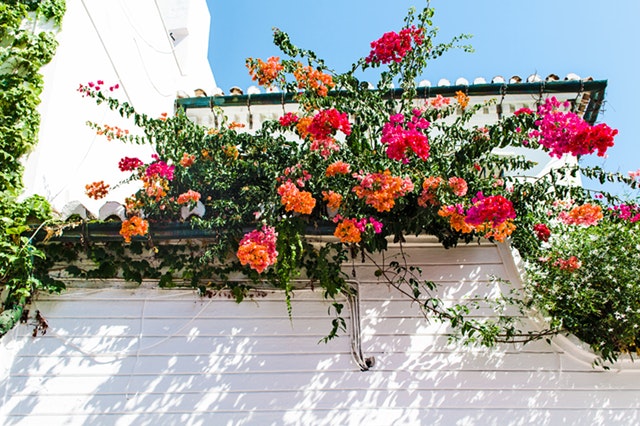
(345, 281, 375, 371)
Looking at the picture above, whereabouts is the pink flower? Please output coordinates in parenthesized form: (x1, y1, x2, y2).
(279, 112, 299, 127)
(368, 217, 384, 234)
(428, 94, 451, 109)
(381, 111, 430, 163)
(145, 159, 175, 181)
(365, 25, 424, 64)
(610, 204, 640, 223)
(465, 192, 516, 227)
(530, 97, 617, 158)
(310, 138, 340, 159)
(533, 223, 551, 242)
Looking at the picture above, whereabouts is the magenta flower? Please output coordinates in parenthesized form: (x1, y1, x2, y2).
(145, 159, 175, 181)
(118, 157, 143, 172)
(465, 192, 516, 227)
(381, 110, 430, 163)
(365, 25, 424, 64)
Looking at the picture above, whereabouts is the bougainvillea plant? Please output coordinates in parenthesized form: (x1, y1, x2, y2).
(70, 5, 640, 363)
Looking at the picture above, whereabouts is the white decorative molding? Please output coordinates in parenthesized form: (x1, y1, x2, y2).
(180, 200, 205, 219)
(98, 201, 126, 221)
(60, 201, 94, 221)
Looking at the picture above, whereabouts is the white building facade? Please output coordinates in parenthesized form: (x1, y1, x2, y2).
(22, 0, 216, 214)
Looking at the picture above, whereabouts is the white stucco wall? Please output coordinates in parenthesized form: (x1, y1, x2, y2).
(22, 0, 216, 214)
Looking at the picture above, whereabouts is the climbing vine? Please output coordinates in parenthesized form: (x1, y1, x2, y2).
(8, 2, 640, 366)
(0, 0, 66, 336)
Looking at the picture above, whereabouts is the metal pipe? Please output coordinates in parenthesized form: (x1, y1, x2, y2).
(345, 281, 375, 372)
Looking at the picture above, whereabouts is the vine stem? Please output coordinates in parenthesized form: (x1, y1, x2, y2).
(360, 247, 558, 345)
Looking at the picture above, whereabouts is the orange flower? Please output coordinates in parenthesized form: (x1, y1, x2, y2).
(334, 218, 361, 244)
(559, 203, 603, 226)
(296, 116, 313, 140)
(119, 216, 149, 243)
(85, 181, 110, 200)
(418, 176, 443, 207)
(222, 145, 239, 160)
(277, 181, 316, 215)
(228, 121, 246, 130)
(124, 196, 142, 213)
(293, 64, 335, 97)
(455, 90, 470, 110)
(326, 161, 351, 177)
(475, 219, 516, 242)
(236, 226, 278, 273)
(438, 205, 474, 234)
(179, 153, 196, 167)
(237, 242, 272, 273)
(322, 190, 343, 210)
(246, 56, 284, 87)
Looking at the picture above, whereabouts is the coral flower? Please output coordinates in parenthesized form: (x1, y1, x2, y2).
(554, 255, 581, 272)
(236, 225, 279, 273)
(326, 161, 351, 177)
(428, 94, 451, 109)
(448, 177, 468, 197)
(353, 170, 414, 212)
(179, 153, 196, 168)
(277, 181, 316, 215)
(418, 176, 443, 207)
(559, 203, 603, 226)
(177, 189, 201, 205)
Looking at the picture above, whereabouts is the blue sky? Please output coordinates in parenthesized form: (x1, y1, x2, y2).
(206, 0, 639, 196)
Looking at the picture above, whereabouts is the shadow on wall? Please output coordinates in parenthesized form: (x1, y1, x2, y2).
(2, 244, 639, 425)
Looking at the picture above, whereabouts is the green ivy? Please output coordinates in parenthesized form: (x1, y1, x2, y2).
(0, 0, 66, 337)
